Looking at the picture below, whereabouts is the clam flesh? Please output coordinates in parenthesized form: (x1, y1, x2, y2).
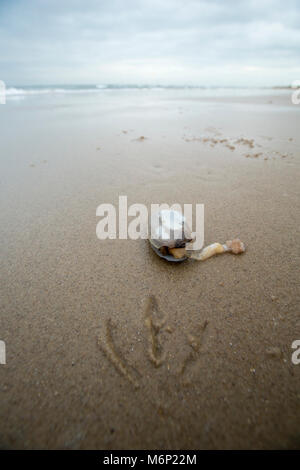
(149, 209, 245, 263)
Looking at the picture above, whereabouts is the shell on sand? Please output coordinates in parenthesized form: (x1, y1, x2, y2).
(149, 210, 246, 263)
(150, 210, 193, 262)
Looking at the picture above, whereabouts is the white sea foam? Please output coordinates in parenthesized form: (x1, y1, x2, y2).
(5, 87, 97, 96)
(4, 85, 291, 99)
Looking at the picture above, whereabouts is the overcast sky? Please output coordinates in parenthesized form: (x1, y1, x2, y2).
(0, 0, 300, 86)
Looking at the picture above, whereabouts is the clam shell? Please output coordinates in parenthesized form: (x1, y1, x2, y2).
(150, 243, 188, 262)
(149, 209, 192, 262)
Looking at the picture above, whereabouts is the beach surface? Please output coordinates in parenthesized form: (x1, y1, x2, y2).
(0, 88, 299, 449)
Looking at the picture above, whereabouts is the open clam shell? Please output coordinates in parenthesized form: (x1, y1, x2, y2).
(149, 209, 193, 262)
(150, 243, 188, 262)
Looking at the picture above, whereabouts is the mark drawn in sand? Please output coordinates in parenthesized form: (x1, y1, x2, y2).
(29, 160, 48, 167)
(98, 318, 140, 388)
(97, 298, 208, 389)
(117, 129, 134, 136)
(144, 295, 166, 368)
(179, 320, 209, 376)
(244, 152, 263, 159)
(132, 135, 147, 142)
(234, 137, 255, 148)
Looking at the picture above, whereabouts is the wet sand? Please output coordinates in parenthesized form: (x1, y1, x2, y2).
(0, 90, 299, 449)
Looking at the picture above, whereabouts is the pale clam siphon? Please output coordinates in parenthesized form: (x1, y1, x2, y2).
(149, 209, 245, 263)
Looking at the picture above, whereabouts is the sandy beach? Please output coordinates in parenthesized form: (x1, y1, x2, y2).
(0, 88, 299, 449)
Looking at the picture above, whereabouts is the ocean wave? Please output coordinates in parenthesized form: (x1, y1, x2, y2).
(6, 85, 182, 95)
(4, 84, 290, 98)
(5, 84, 199, 97)
(5, 86, 101, 96)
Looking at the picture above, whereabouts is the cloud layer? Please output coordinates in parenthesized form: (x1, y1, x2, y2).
(1, 0, 300, 85)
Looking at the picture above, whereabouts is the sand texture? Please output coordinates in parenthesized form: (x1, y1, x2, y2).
(0, 90, 299, 449)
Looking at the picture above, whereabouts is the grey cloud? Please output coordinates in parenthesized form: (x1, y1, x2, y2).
(0, 0, 300, 85)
